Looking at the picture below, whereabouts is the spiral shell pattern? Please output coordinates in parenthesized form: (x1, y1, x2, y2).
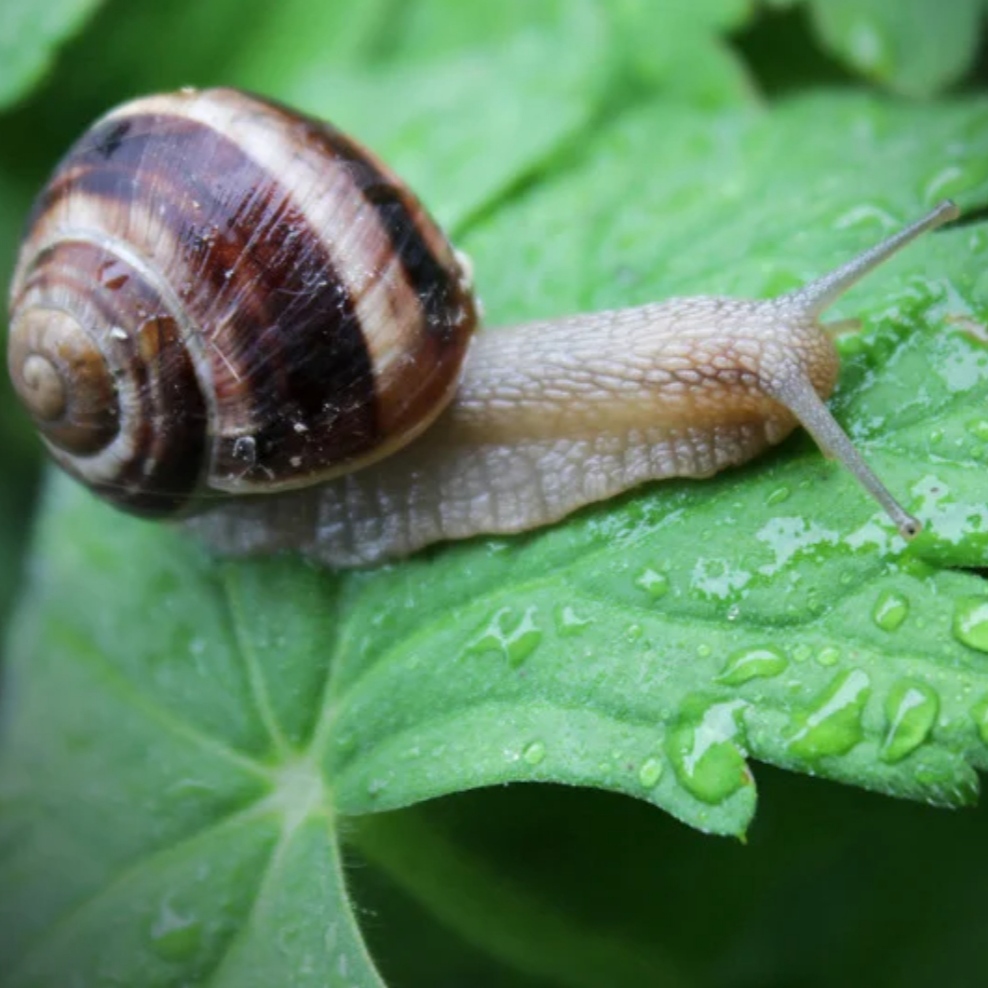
(7, 87, 477, 515)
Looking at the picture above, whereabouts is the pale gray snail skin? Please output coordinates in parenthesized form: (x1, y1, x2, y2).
(5, 89, 959, 569)
(188, 202, 960, 568)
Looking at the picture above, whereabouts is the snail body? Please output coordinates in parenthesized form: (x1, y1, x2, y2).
(7, 87, 958, 567)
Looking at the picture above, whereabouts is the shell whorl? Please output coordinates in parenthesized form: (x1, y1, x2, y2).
(7, 87, 477, 516)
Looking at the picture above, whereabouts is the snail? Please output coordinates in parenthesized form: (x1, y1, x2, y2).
(7, 87, 959, 568)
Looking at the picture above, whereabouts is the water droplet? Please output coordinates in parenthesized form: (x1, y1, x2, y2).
(553, 603, 592, 637)
(792, 644, 811, 663)
(468, 606, 543, 666)
(625, 623, 644, 642)
(523, 741, 546, 766)
(726, 604, 741, 622)
(872, 589, 909, 632)
(952, 597, 988, 653)
(788, 669, 871, 759)
(966, 418, 988, 442)
(765, 485, 791, 506)
(149, 902, 202, 962)
(816, 646, 840, 667)
(881, 680, 939, 763)
(635, 567, 669, 600)
(232, 434, 257, 465)
(718, 645, 788, 686)
(929, 427, 944, 445)
(697, 643, 712, 658)
(638, 757, 664, 788)
(666, 698, 751, 804)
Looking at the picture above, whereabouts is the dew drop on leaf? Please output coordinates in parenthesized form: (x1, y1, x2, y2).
(523, 740, 546, 766)
(553, 603, 593, 637)
(965, 418, 988, 442)
(881, 681, 939, 763)
(717, 645, 789, 686)
(666, 698, 751, 804)
(148, 902, 202, 962)
(816, 646, 841, 667)
(467, 605, 543, 666)
(765, 485, 791, 506)
(638, 756, 664, 789)
(872, 589, 910, 632)
(634, 567, 670, 600)
(792, 644, 812, 663)
(951, 596, 988, 653)
(788, 669, 871, 759)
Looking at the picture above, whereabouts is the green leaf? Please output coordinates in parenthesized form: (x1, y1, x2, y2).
(0, 492, 385, 985)
(4, 1, 988, 983)
(0, 0, 105, 109)
(808, 0, 984, 97)
(4, 75, 988, 984)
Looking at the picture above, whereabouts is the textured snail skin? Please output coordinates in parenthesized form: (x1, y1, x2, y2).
(6, 86, 958, 567)
(186, 295, 838, 566)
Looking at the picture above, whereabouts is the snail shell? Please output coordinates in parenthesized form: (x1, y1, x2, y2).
(7, 87, 476, 516)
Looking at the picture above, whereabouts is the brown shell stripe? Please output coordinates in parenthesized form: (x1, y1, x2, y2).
(16, 239, 209, 515)
(31, 109, 380, 489)
(294, 115, 478, 440)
